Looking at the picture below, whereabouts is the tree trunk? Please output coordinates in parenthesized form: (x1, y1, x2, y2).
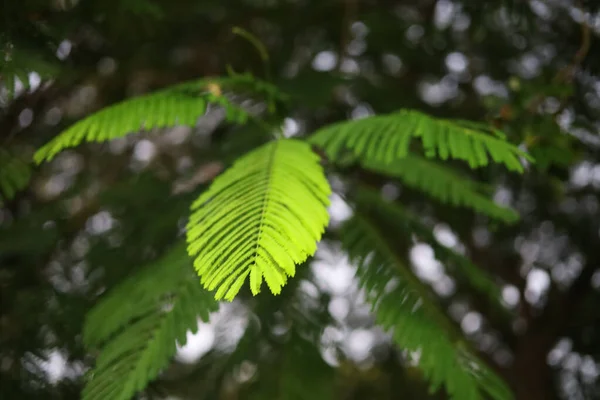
(512, 327, 557, 400)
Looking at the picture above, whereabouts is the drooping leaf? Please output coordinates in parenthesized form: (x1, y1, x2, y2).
(34, 74, 282, 163)
(363, 155, 519, 223)
(309, 109, 532, 172)
(340, 213, 513, 400)
(352, 187, 503, 302)
(82, 242, 218, 400)
(186, 139, 331, 301)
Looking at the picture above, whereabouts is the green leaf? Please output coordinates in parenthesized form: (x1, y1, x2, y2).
(309, 109, 532, 172)
(186, 139, 331, 301)
(33, 74, 281, 164)
(340, 214, 513, 400)
(0, 149, 31, 205)
(82, 242, 219, 400)
(353, 187, 502, 301)
(363, 155, 519, 223)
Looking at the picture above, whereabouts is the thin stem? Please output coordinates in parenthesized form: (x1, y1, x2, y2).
(231, 27, 271, 82)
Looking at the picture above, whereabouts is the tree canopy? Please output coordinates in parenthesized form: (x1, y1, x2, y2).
(1, 1, 599, 400)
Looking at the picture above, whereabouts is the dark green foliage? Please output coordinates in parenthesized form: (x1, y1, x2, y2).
(246, 335, 335, 400)
(2, 1, 598, 400)
(5, 72, 528, 400)
(340, 208, 512, 400)
(25, 70, 526, 399)
(0, 149, 31, 205)
(352, 187, 502, 301)
(82, 242, 219, 400)
(0, 40, 60, 101)
(362, 155, 519, 222)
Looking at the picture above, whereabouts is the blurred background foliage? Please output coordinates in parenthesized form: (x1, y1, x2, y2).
(1, 0, 599, 399)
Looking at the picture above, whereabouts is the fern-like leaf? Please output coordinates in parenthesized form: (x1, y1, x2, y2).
(363, 155, 519, 222)
(0, 149, 31, 205)
(341, 214, 513, 400)
(309, 109, 531, 172)
(82, 242, 219, 400)
(33, 74, 281, 163)
(353, 187, 502, 300)
(186, 139, 331, 301)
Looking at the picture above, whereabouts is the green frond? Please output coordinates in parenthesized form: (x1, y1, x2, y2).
(0, 149, 32, 205)
(33, 74, 281, 164)
(340, 214, 513, 400)
(353, 187, 501, 300)
(308, 109, 532, 172)
(82, 242, 219, 400)
(363, 155, 519, 222)
(186, 139, 331, 301)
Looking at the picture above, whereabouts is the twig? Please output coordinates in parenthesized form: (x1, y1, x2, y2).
(231, 27, 271, 82)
